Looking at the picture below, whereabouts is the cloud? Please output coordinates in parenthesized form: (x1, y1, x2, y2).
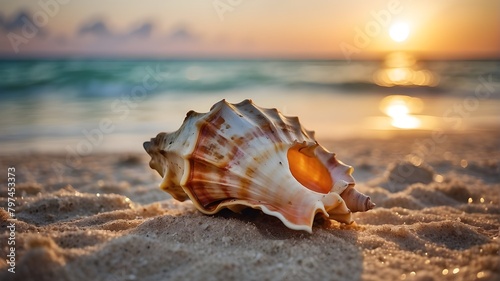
(128, 22, 153, 38)
(74, 19, 200, 44)
(76, 19, 156, 39)
(167, 24, 199, 42)
(0, 10, 48, 37)
(2, 10, 31, 31)
(0, 10, 209, 57)
(78, 19, 110, 37)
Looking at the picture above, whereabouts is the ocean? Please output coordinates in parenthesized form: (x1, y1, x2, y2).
(0, 56, 499, 153)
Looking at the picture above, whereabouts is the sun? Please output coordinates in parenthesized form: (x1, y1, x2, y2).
(389, 23, 410, 42)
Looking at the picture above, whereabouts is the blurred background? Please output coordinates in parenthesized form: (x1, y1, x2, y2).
(0, 0, 499, 153)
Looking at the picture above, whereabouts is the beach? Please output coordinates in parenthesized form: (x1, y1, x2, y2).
(1, 57, 499, 281)
(1, 1, 499, 280)
(1, 130, 499, 281)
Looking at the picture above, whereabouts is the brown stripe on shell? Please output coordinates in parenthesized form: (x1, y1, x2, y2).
(185, 108, 257, 209)
(186, 158, 250, 210)
(237, 162, 256, 200)
(185, 158, 215, 207)
(184, 111, 228, 207)
(193, 114, 233, 164)
(226, 144, 245, 170)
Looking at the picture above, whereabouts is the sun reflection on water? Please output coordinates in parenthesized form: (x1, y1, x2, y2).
(373, 52, 439, 87)
(380, 95, 423, 129)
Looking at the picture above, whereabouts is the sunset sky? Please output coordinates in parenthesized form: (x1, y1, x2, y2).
(1, 0, 499, 59)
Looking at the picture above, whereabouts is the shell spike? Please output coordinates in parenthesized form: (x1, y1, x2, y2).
(298, 142, 319, 157)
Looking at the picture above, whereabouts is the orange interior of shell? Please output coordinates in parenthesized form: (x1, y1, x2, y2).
(287, 145, 332, 194)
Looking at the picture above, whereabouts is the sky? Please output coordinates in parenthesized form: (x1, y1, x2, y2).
(0, 0, 499, 59)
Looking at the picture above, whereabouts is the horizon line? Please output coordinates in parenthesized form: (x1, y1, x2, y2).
(1, 54, 499, 62)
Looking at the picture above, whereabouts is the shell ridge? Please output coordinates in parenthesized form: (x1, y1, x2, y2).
(280, 115, 311, 141)
(234, 101, 309, 145)
(230, 101, 280, 139)
(266, 109, 298, 143)
(222, 102, 273, 142)
(248, 104, 289, 143)
(277, 113, 299, 141)
(233, 99, 253, 108)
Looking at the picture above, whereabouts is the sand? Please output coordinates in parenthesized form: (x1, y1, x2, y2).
(0, 131, 499, 281)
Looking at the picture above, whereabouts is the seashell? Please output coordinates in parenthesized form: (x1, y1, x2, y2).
(144, 99, 374, 233)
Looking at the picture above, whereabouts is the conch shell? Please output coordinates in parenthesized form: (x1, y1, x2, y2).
(144, 99, 374, 232)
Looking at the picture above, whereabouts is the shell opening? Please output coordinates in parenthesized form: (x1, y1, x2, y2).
(287, 144, 333, 194)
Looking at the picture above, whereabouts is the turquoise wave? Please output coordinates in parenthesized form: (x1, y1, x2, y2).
(0, 59, 498, 98)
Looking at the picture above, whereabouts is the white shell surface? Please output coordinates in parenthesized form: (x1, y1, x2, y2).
(144, 99, 373, 232)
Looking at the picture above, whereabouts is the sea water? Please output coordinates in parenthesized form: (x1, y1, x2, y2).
(0, 58, 498, 153)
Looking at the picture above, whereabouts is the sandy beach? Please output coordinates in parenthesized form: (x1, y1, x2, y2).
(1, 130, 498, 281)
(1, 1, 499, 280)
